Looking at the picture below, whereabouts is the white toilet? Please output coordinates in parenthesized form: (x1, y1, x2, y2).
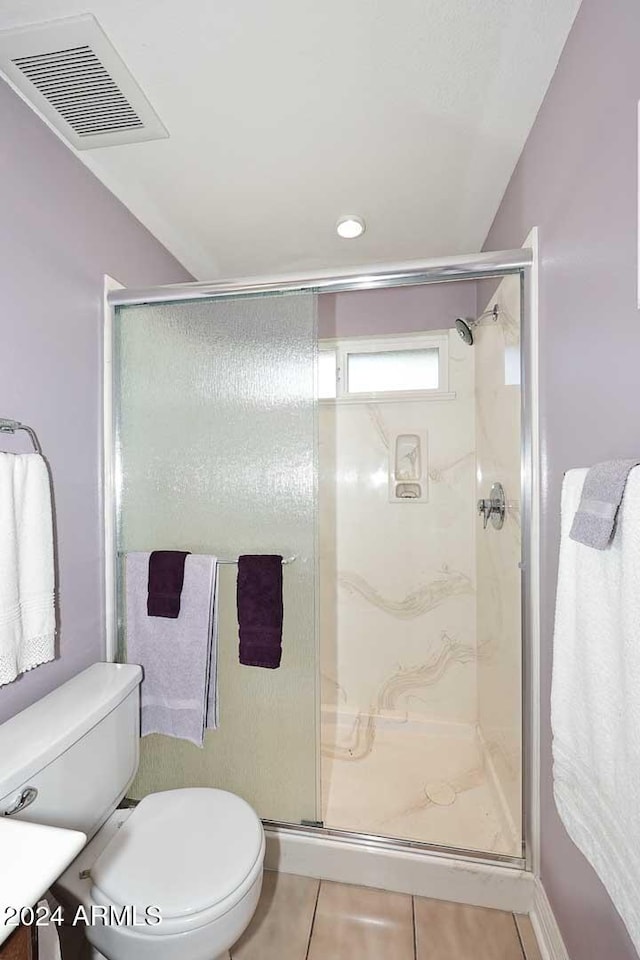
(0, 662, 265, 960)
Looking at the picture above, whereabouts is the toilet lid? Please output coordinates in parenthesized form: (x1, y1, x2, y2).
(90, 788, 264, 920)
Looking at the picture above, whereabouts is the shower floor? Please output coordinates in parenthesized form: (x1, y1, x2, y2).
(321, 710, 520, 857)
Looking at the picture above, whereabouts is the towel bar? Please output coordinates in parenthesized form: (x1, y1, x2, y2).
(218, 556, 296, 565)
(0, 418, 42, 454)
(119, 552, 296, 565)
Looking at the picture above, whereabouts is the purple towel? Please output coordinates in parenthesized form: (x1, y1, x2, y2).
(147, 550, 190, 618)
(237, 555, 283, 669)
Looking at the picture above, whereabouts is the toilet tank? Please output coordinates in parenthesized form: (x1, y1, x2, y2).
(0, 663, 142, 839)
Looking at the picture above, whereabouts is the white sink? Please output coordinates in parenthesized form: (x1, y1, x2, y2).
(0, 817, 86, 946)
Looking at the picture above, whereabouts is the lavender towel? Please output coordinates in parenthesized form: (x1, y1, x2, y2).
(126, 552, 219, 746)
(237, 555, 283, 669)
(147, 550, 190, 618)
(569, 459, 640, 549)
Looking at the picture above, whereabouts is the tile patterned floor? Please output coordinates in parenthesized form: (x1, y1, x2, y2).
(229, 872, 543, 960)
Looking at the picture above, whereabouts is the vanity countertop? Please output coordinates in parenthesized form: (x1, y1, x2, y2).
(0, 817, 85, 946)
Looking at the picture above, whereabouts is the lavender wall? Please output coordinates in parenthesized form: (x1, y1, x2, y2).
(318, 281, 477, 339)
(0, 79, 192, 724)
(484, 1, 640, 956)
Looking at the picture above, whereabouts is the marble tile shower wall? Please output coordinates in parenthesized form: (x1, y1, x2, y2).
(320, 331, 478, 761)
(320, 315, 522, 854)
(475, 275, 523, 849)
(320, 333, 477, 736)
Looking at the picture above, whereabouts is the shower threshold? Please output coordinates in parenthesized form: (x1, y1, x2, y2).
(260, 819, 531, 913)
(264, 820, 524, 869)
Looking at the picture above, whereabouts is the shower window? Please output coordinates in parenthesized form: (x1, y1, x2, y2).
(347, 344, 440, 393)
(320, 333, 450, 401)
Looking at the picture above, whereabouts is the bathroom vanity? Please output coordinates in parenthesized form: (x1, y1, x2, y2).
(0, 818, 85, 952)
(0, 924, 36, 960)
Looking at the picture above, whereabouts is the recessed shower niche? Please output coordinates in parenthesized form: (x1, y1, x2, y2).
(389, 432, 428, 502)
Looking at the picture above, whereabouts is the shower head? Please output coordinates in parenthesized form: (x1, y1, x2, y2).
(454, 304, 499, 346)
(455, 317, 475, 345)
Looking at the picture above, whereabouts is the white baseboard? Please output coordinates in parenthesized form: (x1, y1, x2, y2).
(265, 827, 534, 913)
(530, 878, 570, 960)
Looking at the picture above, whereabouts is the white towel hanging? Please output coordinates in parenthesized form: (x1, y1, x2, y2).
(125, 552, 219, 746)
(0, 453, 56, 685)
(552, 467, 640, 952)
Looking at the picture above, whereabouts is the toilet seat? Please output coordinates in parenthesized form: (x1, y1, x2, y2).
(88, 788, 265, 937)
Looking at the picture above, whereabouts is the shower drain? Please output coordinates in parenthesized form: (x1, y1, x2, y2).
(424, 781, 456, 806)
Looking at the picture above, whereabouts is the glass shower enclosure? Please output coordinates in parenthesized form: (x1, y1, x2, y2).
(114, 291, 319, 825)
(108, 252, 530, 865)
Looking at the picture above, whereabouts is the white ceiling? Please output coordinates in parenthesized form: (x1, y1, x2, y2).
(0, 0, 581, 280)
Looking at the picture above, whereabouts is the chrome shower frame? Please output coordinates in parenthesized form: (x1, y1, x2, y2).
(104, 246, 538, 876)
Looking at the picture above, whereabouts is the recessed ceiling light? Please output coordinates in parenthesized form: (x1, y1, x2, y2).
(336, 215, 366, 239)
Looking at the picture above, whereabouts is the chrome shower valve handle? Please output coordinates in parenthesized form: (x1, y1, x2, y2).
(477, 482, 506, 530)
(477, 497, 492, 528)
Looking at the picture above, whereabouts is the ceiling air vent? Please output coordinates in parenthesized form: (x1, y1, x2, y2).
(0, 14, 167, 150)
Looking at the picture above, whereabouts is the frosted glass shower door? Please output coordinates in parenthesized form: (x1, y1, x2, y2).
(114, 292, 318, 825)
